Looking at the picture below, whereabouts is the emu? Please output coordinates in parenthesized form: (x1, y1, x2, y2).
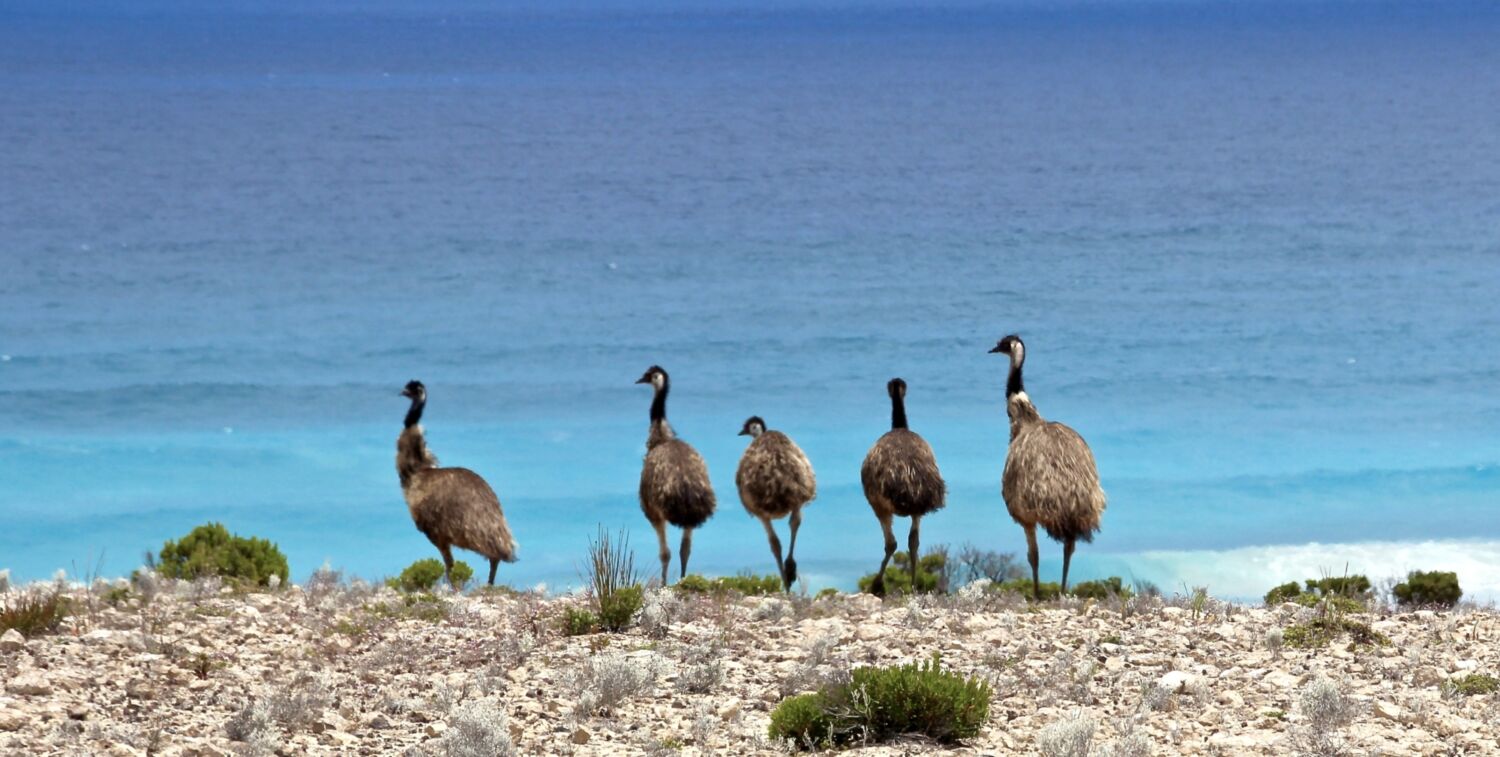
(636, 366, 716, 585)
(990, 335, 1106, 598)
(860, 378, 946, 595)
(396, 380, 518, 587)
(735, 416, 816, 591)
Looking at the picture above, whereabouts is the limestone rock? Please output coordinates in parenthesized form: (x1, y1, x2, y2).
(1159, 670, 1199, 694)
(6, 672, 52, 696)
(0, 629, 25, 653)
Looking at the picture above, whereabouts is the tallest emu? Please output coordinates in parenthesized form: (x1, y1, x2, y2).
(636, 366, 717, 585)
(991, 335, 1106, 598)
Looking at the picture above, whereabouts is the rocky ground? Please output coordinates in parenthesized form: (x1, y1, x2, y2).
(1, 577, 1498, 756)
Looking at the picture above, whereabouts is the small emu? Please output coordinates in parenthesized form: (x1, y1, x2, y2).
(735, 416, 816, 591)
(860, 378, 946, 596)
(637, 366, 717, 585)
(990, 335, 1105, 598)
(396, 380, 518, 587)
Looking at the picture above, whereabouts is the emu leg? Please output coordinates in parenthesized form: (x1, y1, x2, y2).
(488, 558, 499, 586)
(1061, 537, 1076, 594)
(653, 520, 671, 587)
(679, 528, 693, 579)
(760, 517, 786, 589)
(1024, 524, 1040, 600)
(784, 507, 803, 591)
(438, 544, 456, 589)
(872, 512, 897, 596)
(907, 516, 922, 591)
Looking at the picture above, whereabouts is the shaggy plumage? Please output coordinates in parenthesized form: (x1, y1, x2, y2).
(397, 381, 518, 587)
(637, 366, 717, 585)
(990, 335, 1105, 597)
(736, 416, 816, 590)
(860, 378, 946, 595)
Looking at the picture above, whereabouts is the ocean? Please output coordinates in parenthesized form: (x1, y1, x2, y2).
(3, 1, 1499, 599)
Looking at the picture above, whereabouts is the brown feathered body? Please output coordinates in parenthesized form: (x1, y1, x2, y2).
(1002, 393, 1105, 543)
(861, 429, 946, 519)
(397, 426, 518, 563)
(640, 422, 717, 530)
(736, 430, 816, 520)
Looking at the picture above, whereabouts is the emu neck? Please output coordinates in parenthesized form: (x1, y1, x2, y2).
(1006, 359, 1025, 399)
(647, 383, 675, 448)
(649, 383, 669, 424)
(404, 397, 425, 429)
(891, 395, 908, 430)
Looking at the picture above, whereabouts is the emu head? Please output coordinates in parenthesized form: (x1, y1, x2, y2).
(400, 380, 426, 402)
(886, 377, 906, 399)
(989, 334, 1025, 367)
(738, 416, 766, 438)
(635, 365, 668, 391)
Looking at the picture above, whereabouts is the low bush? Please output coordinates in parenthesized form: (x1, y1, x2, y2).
(599, 585, 643, 632)
(585, 527, 643, 632)
(856, 551, 947, 596)
(561, 606, 598, 636)
(1393, 570, 1461, 608)
(156, 522, 289, 587)
(1443, 673, 1498, 697)
(573, 652, 662, 717)
(1305, 575, 1371, 597)
(767, 653, 990, 749)
(1070, 577, 1132, 601)
(442, 701, 517, 757)
(1264, 575, 1371, 612)
(675, 573, 783, 596)
(1282, 617, 1388, 649)
(994, 578, 1062, 601)
(0, 591, 70, 636)
(1264, 582, 1303, 605)
(388, 558, 473, 592)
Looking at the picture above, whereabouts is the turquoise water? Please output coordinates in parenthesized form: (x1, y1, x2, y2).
(3, 2, 1499, 597)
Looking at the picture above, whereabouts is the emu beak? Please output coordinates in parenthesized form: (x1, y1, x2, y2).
(635, 375, 650, 385)
(988, 345, 1004, 354)
(737, 428, 749, 436)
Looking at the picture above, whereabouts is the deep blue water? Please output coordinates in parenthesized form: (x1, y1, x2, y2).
(3, 1, 1499, 597)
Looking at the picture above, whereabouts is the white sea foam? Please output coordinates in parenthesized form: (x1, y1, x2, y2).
(1120, 540, 1500, 603)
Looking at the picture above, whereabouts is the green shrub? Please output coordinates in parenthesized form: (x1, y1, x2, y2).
(561, 606, 598, 636)
(0, 592, 70, 636)
(768, 693, 834, 746)
(1443, 674, 1499, 697)
(586, 527, 643, 632)
(156, 522, 289, 587)
(1305, 575, 1371, 597)
(815, 587, 839, 600)
(599, 584, 644, 632)
(994, 578, 1062, 601)
(675, 573, 783, 596)
(1393, 570, 1462, 608)
(856, 551, 947, 596)
(1265, 582, 1304, 605)
(1070, 577, 1132, 600)
(1282, 617, 1388, 649)
(363, 592, 450, 623)
(1264, 576, 1370, 611)
(768, 654, 990, 749)
(388, 558, 472, 592)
